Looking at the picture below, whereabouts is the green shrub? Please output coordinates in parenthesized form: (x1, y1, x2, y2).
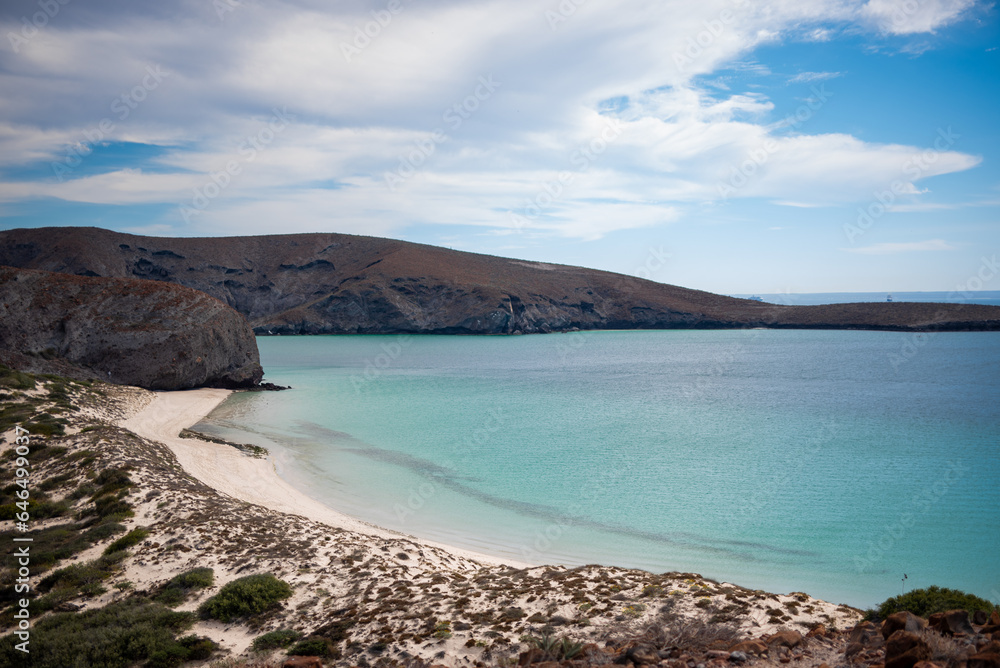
(103, 527, 150, 555)
(197, 573, 292, 622)
(0, 598, 196, 668)
(288, 637, 336, 657)
(0, 365, 35, 390)
(867, 586, 999, 621)
(155, 567, 215, 607)
(252, 628, 304, 650)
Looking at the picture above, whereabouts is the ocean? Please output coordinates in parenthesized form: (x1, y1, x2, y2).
(195, 328, 1000, 609)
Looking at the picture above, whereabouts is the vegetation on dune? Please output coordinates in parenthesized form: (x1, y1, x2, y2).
(865, 585, 999, 621)
(0, 598, 213, 668)
(154, 567, 215, 607)
(198, 573, 293, 623)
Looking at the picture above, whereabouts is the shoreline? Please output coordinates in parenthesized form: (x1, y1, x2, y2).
(119, 388, 522, 568)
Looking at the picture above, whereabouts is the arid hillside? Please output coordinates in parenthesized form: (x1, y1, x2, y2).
(1, 227, 997, 334)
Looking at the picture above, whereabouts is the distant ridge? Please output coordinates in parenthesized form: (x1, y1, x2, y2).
(1, 226, 999, 334)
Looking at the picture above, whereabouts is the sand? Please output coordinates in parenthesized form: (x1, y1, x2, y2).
(118, 388, 519, 567)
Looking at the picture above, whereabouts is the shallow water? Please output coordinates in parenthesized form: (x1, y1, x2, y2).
(195, 329, 1000, 608)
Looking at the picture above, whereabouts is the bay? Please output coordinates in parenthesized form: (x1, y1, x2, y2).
(195, 329, 1000, 608)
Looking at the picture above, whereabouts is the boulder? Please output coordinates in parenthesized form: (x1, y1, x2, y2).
(729, 641, 767, 656)
(624, 644, 660, 665)
(885, 630, 931, 668)
(967, 654, 1000, 668)
(807, 624, 828, 638)
(974, 610, 990, 625)
(912, 663, 945, 668)
(767, 630, 804, 649)
(928, 610, 975, 636)
(883, 612, 928, 639)
(282, 658, 323, 668)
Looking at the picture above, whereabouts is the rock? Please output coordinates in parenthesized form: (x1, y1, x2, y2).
(0, 266, 262, 390)
(706, 651, 730, 660)
(55, 602, 83, 612)
(519, 648, 546, 665)
(282, 659, 323, 668)
(807, 624, 827, 638)
(626, 645, 661, 665)
(928, 610, 975, 636)
(912, 662, 945, 668)
(992, 611, 1000, 627)
(974, 611, 991, 625)
(729, 641, 767, 656)
(968, 654, 1000, 668)
(729, 652, 748, 663)
(768, 630, 804, 649)
(885, 630, 931, 668)
(883, 612, 928, 639)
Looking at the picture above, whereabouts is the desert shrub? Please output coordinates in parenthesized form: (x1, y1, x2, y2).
(155, 567, 215, 607)
(103, 527, 150, 555)
(0, 598, 196, 668)
(0, 365, 35, 390)
(288, 637, 336, 657)
(251, 628, 304, 651)
(867, 586, 998, 621)
(198, 573, 292, 622)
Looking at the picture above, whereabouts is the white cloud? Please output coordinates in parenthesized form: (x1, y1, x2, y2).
(788, 71, 843, 83)
(859, 0, 978, 35)
(0, 0, 988, 242)
(844, 239, 958, 254)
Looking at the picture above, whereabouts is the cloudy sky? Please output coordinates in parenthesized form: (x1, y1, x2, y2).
(1, 0, 997, 294)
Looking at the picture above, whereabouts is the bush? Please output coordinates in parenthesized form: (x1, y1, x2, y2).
(868, 586, 999, 621)
(198, 573, 292, 623)
(103, 527, 150, 555)
(155, 567, 215, 607)
(252, 628, 303, 651)
(288, 637, 336, 657)
(0, 598, 196, 668)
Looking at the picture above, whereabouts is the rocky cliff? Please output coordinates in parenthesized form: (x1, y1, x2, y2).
(0, 265, 263, 390)
(1, 226, 998, 334)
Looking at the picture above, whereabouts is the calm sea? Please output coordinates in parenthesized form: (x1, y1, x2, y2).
(195, 329, 1000, 609)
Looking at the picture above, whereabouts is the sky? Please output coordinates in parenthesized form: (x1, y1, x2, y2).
(0, 0, 998, 294)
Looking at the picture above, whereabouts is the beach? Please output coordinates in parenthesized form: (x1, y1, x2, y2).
(102, 386, 863, 662)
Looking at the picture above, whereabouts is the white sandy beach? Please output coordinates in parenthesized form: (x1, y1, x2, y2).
(118, 388, 519, 567)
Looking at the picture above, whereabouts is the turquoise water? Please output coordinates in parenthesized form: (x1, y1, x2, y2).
(195, 330, 1000, 608)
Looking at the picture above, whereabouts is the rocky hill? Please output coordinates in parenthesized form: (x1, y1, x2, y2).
(0, 265, 263, 390)
(1, 226, 998, 334)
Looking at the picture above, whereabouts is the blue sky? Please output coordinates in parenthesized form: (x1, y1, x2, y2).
(1, 0, 997, 294)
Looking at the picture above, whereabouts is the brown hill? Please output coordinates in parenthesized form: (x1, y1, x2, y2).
(1, 226, 998, 334)
(0, 265, 263, 390)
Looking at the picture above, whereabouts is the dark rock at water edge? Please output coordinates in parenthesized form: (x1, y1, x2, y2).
(0, 265, 262, 390)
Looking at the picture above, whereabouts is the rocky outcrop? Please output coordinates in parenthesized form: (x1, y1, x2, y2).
(1, 226, 999, 335)
(0, 266, 262, 390)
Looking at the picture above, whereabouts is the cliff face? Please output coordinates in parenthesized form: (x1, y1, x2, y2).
(1, 226, 998, 334)
(0, 266, 263, 390)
